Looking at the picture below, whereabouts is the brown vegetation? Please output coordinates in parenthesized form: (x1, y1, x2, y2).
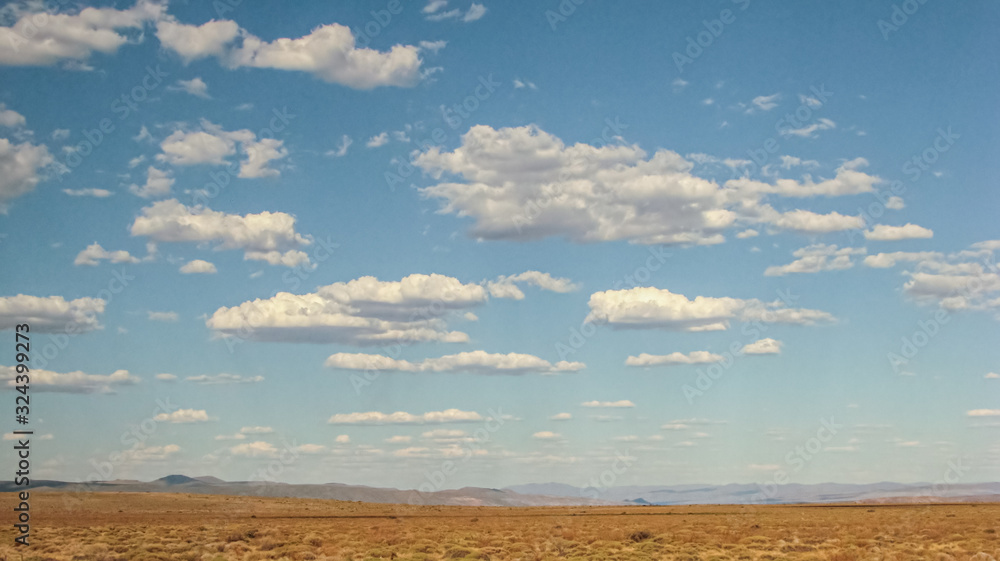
(1, 492, 998, 560)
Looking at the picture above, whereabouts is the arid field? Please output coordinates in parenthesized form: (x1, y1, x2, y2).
(1, 492, 998, 561)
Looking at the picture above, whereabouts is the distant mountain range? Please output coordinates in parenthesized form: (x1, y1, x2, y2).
(6, 476, 999, 507)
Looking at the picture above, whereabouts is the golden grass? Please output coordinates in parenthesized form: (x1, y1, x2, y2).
(0, 492, 997, 560)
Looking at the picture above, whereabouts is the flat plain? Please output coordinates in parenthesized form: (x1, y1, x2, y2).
(1, 492, 998, 560)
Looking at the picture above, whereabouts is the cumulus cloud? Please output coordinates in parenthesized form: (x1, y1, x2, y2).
(764, 244, 866, 276)
(0, 294, 105, 332)
(207, 273, 492, 345)
(864, 223, 934, 241)
(625, 351, 723, 367)
(1, 366, 137, 393)
(130, 199, 311, 268)
(533, 431, 561, 440)
(328, 409, 483, 425)
(0, 137, 54, 210)
(325, 350, 584, 374)
(485, 271, 579, 299)
(550, 412, 572, 420)
(179, 259, 217, 274)
(157, 18, 427, 89)
(0, 1, 165, 66)
(74, 243, 141, 266)
(740, 338, 782, 355)
(168, 77, 210, 98)
(230, 441, 277, 457)
(156, 120, 287, 178)
(581, 400, 635, 408)
(128, 166, 174, 198)
(863, 251, 942, 268)
(154, 409, 214, 423)
(586, 286, 833, 332)
(366, 132, 389, 148)
(414, 125, 878, 245)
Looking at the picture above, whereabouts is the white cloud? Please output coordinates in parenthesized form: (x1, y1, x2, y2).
(184, 373, 263, 385)
(155, 19, 241, 63)
(885, 196, 905, 210)
(0, 294, 105, 332)
(533, 431, 561, 440)
(326, 135, 352, 157)
(230, 441, 277, 457)
(335, 434, 351, 444)
(581, 400, 635, 408)
(749, 93, 781, 112)
(240, 426, 274, 435)
(51, 128, 70, 141)
(485, 271, 579, 299)
(328, 409, 483, 425)
(513, 78, 537, 90)
(63, 188, 112, 198)
(207, 273, 491, 345)
(147, 311, 178, 322)
(130, 199, 312, 268)
(863, 251, 942, 268)
(864, 223, 934, 241)
(424, 0, 449, 13)
(74, 243, 141, 266)
(128, 166, 174, 198)
(625, 351, 724, 367)
(0, 105, 26, 128)
(158, 19, 426, 89)
(586, 286, 834, 332)
(1, 366, 137, 393)
(740, 338, 782, 355)
(463, 3, 487, 21)
(736, 229, 759, 239)
(550, 412, 572, 421)
(770, 210, 865, 234)
(154, 409, 214, 423)
(414, 125, 879, 245)
(326, 350, 583, 374)
(156, 120, 287, 178)
(179, 259, 217, 274)
(385, 435, 412, 443)
(781, 118, 836, 138)
(155, 373, 177, 381)
(0, 137, 53, 209)
(0, 1, 165, 66)
(240, 137, 288, 179)
(985, 372, 999, 379)
(128, 444, 181, 461)
(168, 77, 211, 98)
(366, 132, 389, 148)
(764, 244, 865, 276)
(968, 409, 1000, 417)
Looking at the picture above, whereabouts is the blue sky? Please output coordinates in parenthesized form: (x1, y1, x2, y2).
(0, 0, 998, 492)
